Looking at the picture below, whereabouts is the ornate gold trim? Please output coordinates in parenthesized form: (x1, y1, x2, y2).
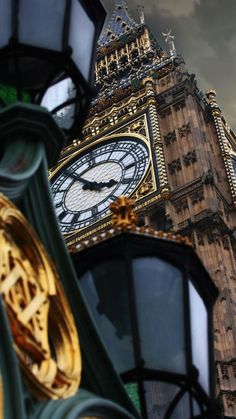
(206, 90, 236, 205)
(110, 195, 137, 228)
(50, 131, 153, 237)
(72, 196, 191, 253)
(0, 194, 81, 400)
(50, 132, 151, 179)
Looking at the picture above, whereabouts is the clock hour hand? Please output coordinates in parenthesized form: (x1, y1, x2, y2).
(83, 179, 118, 191)
(96, 179, 118, 189)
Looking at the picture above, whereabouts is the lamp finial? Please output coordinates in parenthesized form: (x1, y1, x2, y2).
(110, 195, 137, 230)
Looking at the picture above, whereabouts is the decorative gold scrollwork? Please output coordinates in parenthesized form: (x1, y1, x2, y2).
(0, 194, 81, 400)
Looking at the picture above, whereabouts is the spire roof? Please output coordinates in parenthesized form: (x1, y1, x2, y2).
(99, 0, 139, 46)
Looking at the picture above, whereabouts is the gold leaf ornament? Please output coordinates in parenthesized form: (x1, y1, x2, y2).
(0, 194, 81, 399)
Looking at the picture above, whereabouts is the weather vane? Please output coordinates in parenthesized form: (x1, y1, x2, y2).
(162, 29, 176, 56)
(137, 5, 145, 24)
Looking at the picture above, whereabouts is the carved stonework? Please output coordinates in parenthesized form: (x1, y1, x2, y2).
(222, 236, 230, 250)
(202, 169, 215, 185)
(168, 158, 182, 174)
(190, 189, 204, 205)
(0, 194, 81, 400)
(173, 100, 186, 111)
(178, 122, 191, 138)
(163, 130, 176, 146)
(160, 108, 172, 118)
(196, 231, 204, 246)
(174, 199, 188, 214)
(207, 231, 215, 245)
(183, 150, 197, 166)
(118, 116, 146, 136)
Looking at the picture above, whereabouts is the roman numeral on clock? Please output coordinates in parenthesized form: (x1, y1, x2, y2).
(92, 206, 98, 216)
(109, 194, 118, 201)
(72, 213, 81, 223)
(58, 210, 67, 221)
(125, 162, 136, 170)
(88, 152, 95, 167)
(122, 178, 132, 184)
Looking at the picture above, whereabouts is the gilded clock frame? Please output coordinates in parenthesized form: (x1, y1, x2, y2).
(50, 122, 161, 241)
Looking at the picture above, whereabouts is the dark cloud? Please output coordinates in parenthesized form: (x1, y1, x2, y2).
(102, 0, 236, 131)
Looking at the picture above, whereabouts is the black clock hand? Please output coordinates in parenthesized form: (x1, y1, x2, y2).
(84, 179, 118, 191)
(65, 170, 118, 191)
(97, 179, 118, 188)
(64, 169, 94, 189)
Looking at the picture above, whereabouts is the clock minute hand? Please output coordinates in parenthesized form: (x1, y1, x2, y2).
(64, 170, 93, 189)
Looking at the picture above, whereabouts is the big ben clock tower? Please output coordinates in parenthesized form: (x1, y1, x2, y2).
(50, 1, 236, 417)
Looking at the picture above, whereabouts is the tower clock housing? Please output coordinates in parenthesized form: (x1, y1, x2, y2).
(50, 1, 236, 417)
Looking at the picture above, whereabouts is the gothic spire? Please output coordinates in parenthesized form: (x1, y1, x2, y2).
(99, 0, 139, 46)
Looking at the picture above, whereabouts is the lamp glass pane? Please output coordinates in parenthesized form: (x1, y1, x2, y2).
(189, 280, 209, 395)
(169, 392, 191, 419)
(19, 0, 66, 51)
(145, 382, 189, 419)
(0, 1, 11, 47)
(69, 0, 95, 81)
(80, 259, 135, 374)
(132, 257, 186, 374)
(41, 78, 76, 129)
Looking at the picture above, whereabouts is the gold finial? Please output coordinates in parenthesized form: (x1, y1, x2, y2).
(110, 195, 137, 229)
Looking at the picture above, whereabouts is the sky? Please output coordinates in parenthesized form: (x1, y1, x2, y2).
(101, 0, 236, 132)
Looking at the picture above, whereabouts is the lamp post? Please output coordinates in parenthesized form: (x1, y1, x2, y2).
(0, 2, 139, 419)
(72, 196, 218, 419)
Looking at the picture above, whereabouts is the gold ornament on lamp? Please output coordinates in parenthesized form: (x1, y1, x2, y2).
(0, 194, 81, 400)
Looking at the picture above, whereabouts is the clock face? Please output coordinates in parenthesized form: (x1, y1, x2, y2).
(50, 135, 150, 233)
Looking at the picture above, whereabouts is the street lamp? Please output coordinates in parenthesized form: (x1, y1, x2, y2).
(0, 3, 139, 419)
(72, 196, 218, 419)
(0, 0, 106, 140)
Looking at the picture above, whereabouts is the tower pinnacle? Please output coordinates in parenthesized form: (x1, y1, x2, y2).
(99, 0, 139, 46)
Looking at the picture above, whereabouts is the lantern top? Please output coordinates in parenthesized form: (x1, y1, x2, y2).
(69, 195, 192, 254)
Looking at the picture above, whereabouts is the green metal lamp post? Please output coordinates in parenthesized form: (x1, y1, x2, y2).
(0, 2, 138, 419)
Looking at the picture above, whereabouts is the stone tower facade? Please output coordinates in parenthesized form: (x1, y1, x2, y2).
(54, 1, 236, 417)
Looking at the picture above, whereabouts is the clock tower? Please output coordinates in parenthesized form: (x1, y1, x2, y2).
(50, 1, 236, 417)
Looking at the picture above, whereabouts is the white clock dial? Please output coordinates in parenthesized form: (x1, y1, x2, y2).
(51, 135, 150, 233)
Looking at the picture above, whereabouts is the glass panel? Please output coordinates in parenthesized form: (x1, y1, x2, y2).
(169, 391, 191, 419)
(19, 0, 66, 51)
(145, 381, 188, 419)
(132, 257, 186, 374)
(80, 259, 135, 374)
(69, 0, 95, 81)
(189, 281, 209, 395)
(0, 1, 11, 47)
(124, 382, 141, 414)
(0, 83, 31, 105)
(41, 78, 76, 129)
